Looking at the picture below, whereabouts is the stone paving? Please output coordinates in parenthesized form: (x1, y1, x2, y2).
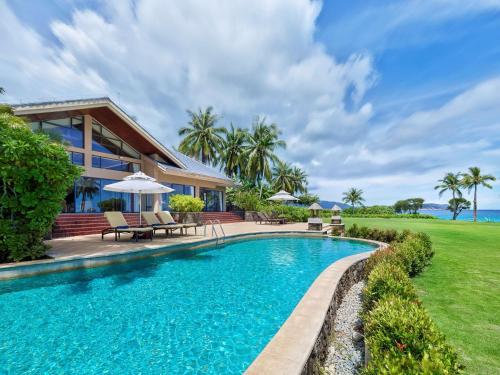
(44, 222, 308, 260)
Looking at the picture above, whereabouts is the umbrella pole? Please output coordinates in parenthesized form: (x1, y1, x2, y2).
(139, 192, 142, 226)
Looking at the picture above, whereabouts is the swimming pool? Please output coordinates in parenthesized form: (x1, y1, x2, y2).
(0, 236, 375, 374)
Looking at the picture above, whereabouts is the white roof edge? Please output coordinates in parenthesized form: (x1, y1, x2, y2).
(12, 98, 187, 169)
(156, 162, 233, 186)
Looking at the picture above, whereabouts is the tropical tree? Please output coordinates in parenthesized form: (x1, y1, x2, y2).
(221, 123, 248, 178)
(245, 117, 286, 196)
(342, 188, 365, 210)
(406, 198, 425, 214)
(271, 160, 294, 192)
(447, 198, 471, 219)
(291, 166, 308, 194)
(394, 199, 410, 214)
(434, 172, 463, 220)
(0, 87, 4, 94)
(461, 167, 496, 222)
(178, 106, 225, 165)
(297, 193, 320, 206)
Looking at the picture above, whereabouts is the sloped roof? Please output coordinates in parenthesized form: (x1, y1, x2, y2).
(11, 97, 232, 183)
(159, 149, 231, 182)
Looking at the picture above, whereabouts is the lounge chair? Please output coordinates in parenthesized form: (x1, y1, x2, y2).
(142, 211, 184, 236)
(258, 212, 282, 224)
(102, 211, 154, 242)
(157, 211, 198, 235)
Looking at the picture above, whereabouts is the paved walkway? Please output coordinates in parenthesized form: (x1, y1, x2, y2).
(44, 222, 309, 260)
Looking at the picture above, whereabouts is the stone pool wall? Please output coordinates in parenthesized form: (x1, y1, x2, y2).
(301, 258, 367, 374)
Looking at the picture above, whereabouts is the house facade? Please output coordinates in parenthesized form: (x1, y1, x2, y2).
(12, 98, 233, 214)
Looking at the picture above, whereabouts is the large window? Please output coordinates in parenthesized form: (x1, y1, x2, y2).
(68, 151, 84, 166)
(65, 177, 136, 213)
(31, 116, 84, 148)
(92, 120, 141, 159)
(200, 189, 224, 212)
(160, 183, 195, 211)
(92, 155, 140, 172)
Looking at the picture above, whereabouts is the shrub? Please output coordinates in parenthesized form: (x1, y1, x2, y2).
(393, 235, 433, 277)
(0, 112, 82, 262)
(365, 246, 402, 276)
(169, 194, 205, 212)
(363, 263, 417, 312)
(346, 224, 400, 244)
(363, 296, 461, 374)
(228, 190, 261, 211)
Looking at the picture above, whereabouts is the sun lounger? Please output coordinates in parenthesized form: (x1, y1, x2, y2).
(102, 211, 154, 242)
(157, 211, 198, 235)
(142, 211, 184, 236)
(258, 212, 283, 224)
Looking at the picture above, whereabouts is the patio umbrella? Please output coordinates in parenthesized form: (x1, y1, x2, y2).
(331, 204, 343, 212)
(103, 171, 174, 226)
(308, 203, 323, 218)
(267, 190, 298, 215)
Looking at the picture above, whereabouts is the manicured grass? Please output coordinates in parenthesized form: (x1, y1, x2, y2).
(341, 218, 500, 374)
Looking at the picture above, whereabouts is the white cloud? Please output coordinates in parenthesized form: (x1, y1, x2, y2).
(1, 0, 499, 207)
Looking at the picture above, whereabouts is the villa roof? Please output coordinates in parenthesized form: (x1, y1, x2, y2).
(11, 97, 232, 184)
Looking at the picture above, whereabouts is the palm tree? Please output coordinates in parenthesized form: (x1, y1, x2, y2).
(460, 167, 496, 222)
(291, 166, 308, 194)
(435, 172, 463, 220)
(0, 87, 5, 94)
(221, 123, 248, 178)
(178, 106, 225, 165)
(342, 188, 365, 210)
(272, 160, 294, 192)
(245, 117, 286, 196)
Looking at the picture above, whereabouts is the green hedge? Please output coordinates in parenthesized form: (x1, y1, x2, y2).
(363, 262, 417, 313)
(359, 227, 462, 374)
(363, 297, 461, 374)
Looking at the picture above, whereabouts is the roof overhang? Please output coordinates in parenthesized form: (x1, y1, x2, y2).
(156, 162, 233, 187)
(12, 98, 186, 169)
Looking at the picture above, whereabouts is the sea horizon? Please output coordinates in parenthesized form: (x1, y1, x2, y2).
(420, 209, 500, 222)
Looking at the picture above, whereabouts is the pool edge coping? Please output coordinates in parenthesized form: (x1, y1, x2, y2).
(0, 231, 377, 280)
(244, 237, 385, 375)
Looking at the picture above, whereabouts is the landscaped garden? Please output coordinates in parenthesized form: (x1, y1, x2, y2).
(340, 217, 500, 374)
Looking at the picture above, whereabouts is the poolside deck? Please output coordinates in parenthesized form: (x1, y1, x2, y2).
(44, 222, 308, 260)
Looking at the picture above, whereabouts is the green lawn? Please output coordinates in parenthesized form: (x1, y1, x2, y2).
(341, 218, 500, 374)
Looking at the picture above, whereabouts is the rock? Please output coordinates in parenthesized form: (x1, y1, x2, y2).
(352, 331, 363, 342)
(323, 281, 365, 375)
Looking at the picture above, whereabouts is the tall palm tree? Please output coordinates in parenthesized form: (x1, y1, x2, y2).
(245, 117, 286, 196)
(342, 187, 365, 210)
(0, 87, 5, 94)
(272, 160, 294, 192)
(435, 172, 463, 220)
(221, 123, 248, 178)
(460, 167, 496, 222)
(291, 166, 308, 194)
(178, 106, 225, 165)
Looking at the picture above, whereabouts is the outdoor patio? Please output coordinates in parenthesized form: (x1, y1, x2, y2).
(44, 222, 309, 260)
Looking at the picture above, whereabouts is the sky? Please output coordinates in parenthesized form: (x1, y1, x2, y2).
(1, 0, 500, 208)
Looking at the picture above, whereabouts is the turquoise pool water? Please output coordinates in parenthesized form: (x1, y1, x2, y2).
(0, 236, 375, 374)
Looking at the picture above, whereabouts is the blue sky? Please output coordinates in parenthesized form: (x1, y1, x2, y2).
(1, 0, 500, 207)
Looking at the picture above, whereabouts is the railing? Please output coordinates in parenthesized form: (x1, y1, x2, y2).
(204, 219, 226, 245)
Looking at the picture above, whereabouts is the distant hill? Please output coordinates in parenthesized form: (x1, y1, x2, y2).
(422, 203, 448, 210)
(318, 200, 350, 210)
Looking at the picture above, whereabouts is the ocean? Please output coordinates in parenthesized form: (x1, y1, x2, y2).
(419, 209, 500, 222)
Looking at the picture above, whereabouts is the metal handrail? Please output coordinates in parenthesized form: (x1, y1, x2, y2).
(205, 219, 225, 245)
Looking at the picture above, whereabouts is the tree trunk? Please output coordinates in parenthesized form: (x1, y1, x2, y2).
(452, 190, 457, 220)
(473, 185, 477, 223)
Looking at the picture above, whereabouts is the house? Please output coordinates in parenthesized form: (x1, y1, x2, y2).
(12, 98, 236, 236)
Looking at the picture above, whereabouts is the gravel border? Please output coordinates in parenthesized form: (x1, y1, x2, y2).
(323, 281, 365, 374)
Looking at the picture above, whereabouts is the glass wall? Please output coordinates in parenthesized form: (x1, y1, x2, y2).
(92, 120, 141, 159)
(64, 177, 135, 213)
(160, 183, 195, 211)
(31, 116, 84, 148)
(68, 151, 84, 166)
(92, 155, 140, 172)
(200, 189, 224, 212)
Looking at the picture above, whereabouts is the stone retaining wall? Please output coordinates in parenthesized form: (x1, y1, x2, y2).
(302, 258, 367, 374)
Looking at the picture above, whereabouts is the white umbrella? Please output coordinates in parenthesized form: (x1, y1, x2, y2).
(267, 190, 298, 215)
(331, 204, 343, 212)
(267, 190, 298, 202)
(103, 171, 174, 225)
